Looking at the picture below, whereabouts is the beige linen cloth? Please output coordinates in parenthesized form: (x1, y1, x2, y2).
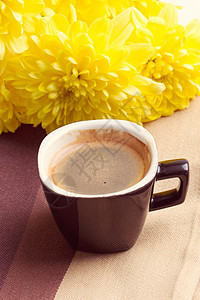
(54, 98, 200, 300)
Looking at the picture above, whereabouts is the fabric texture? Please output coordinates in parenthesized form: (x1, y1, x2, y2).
(0, 98, 200, 300)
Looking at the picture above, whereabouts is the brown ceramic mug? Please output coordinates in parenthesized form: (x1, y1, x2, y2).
(38, 120, 189, 253)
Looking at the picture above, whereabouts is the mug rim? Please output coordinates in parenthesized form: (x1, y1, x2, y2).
(38, 119, 158, 198)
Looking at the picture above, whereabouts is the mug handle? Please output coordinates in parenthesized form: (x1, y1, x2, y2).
(150, 159, 189, 211)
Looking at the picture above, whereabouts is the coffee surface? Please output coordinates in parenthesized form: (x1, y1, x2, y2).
(49, 129, 150, 195)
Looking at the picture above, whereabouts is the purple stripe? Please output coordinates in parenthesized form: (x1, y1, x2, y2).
(0, 188, 75, 300)
(0, 125, 46, 289)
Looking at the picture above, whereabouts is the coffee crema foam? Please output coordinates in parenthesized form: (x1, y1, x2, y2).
(49, 129, 151, 195)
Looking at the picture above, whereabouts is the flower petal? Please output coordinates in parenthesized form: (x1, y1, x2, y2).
(106, 46, 129, 67)
(6, 34, 28, 54)
(23, 0, 45, 17)
(68, 21, 88, 47)
(49, 14, 70, 34)
(123, 85, 141, 96)
(110, 8, 134, 47)
(23, 16, 36, 33)
(88, 17, 112, 40)
(0, 39, 5, 60)
(158, 3, 178, 27)
(132, 75, 165, 95)
(131, 7, 147, 28)
(69, 4, 77, 23)
(127, 43, 155, 69)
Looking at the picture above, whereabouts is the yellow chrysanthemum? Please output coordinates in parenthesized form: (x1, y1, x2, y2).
(0, 0, 45, 59)
(128, 4, 200, 121)
(8, 9, 164, 133)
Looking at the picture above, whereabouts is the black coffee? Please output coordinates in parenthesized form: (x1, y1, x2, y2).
(49, 129, 151, 195)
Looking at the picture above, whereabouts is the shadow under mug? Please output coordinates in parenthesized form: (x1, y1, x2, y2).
(38, 120, 189, 253)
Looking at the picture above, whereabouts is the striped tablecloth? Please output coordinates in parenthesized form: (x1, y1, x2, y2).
(0, 98, 200, 300)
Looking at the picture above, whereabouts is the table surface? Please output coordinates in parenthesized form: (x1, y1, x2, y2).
(0, 98, 200, 300)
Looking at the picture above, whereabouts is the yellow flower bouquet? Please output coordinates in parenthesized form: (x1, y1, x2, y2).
(0, 0, 200, 134)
